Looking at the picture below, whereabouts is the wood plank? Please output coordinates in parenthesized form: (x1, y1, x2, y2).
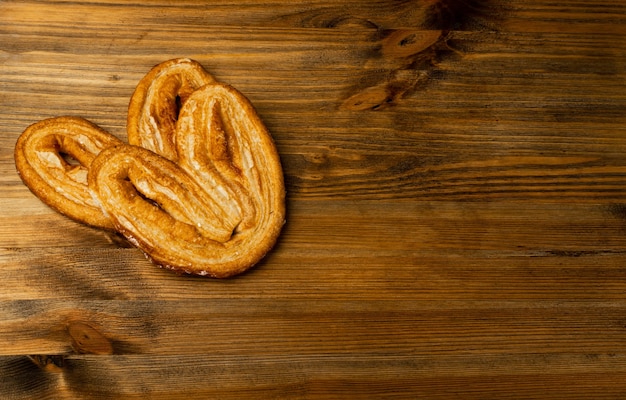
(2, 353, 625, 399)
(3, 246, 626, 301)
(2, 298, 626, 356)
(2, 0, 624, 33)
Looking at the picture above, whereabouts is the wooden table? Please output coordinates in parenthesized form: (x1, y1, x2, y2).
(1, 1, 626, 398)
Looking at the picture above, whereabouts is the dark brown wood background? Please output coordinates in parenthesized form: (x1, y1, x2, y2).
(1, 1, 626, 398)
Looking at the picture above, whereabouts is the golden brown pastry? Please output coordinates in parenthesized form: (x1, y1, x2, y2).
(174, 83, 285, 277)
(14, 116, 123, 229)
(14, 59, 285, 278)
(127, 58, 215, 162)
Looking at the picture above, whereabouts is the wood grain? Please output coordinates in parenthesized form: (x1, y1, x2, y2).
(1, 0, 626, 398)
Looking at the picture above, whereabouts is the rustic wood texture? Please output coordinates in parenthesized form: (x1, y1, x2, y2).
(1, 0, 626, 398)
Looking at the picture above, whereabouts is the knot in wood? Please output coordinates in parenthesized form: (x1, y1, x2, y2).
(381, 29, 442, 59)
(67, 321, 114, 355)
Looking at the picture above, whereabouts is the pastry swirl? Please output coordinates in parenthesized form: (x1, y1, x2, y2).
(14, 116, 123, 230)
(14, 59, 286, 278)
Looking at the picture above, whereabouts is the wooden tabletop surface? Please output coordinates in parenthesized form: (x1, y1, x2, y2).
(1, 1, 626, 398)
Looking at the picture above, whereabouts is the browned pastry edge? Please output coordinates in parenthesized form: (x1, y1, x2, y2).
(127, 58, 216, 162)
(14, 116, 123, 230)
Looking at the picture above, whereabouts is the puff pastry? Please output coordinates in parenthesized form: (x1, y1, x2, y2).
(14, 116, 123, 229)
(14, 59, 286, 278)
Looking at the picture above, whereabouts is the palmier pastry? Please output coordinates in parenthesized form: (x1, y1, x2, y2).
(14, 116, 123, 229)
(174, 83, 285, 276)
(91, 83, 286, 277)
(14, 59, 285, 278)
(127, 58, 216, 162)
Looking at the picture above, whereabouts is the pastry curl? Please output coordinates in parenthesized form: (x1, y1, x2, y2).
(14, 116, 123, 229)
(127, 58, 216, 162)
